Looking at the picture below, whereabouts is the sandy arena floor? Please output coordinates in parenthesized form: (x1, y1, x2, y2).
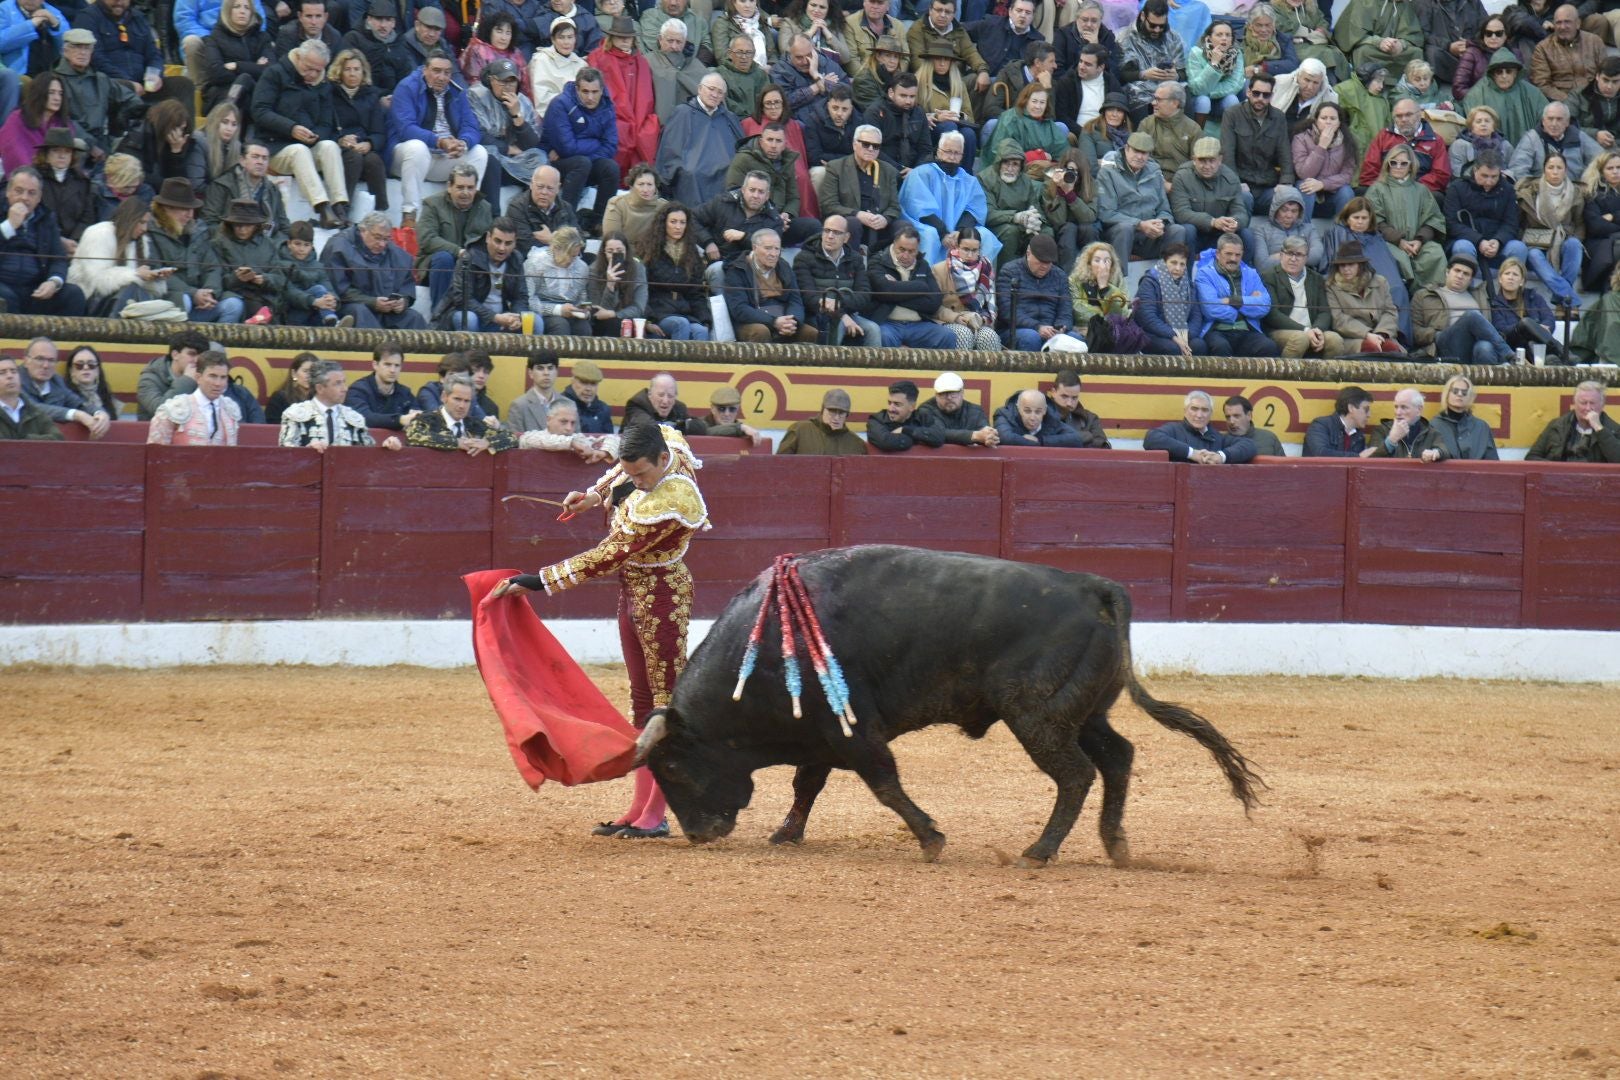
(1, 667, 1617, 1079)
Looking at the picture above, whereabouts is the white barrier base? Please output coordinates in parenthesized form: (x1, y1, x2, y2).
(1, 620, 1615, 682)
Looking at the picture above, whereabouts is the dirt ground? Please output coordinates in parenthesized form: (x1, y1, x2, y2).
(1, 667, 1617, 1079)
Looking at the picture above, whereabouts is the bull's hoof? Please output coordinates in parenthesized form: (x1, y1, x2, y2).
(767, 825, 805, 846)
(1106, 838, 1131, 868)
(1014, 855, 1049, 869)
(919, 833, 946, 863)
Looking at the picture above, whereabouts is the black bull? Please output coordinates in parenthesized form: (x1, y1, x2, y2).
(636, 545, 1264, 866)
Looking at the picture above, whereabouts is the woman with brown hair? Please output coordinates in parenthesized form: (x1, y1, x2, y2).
(0, 71, 75, 174)
(743, 83, 818, 216)
(978, 81, 1067, 171)
(119, 99, 209, 198)
(63, 346, 124, 420)
(68, 197, 168, 318)
(1040, 147, 1098, 269)
(602, 164, 670, 252)
(1325, 240, 1403, 353)
(1080, 91, 1131, 177)
(640, 202, 711, 340)
(267, 353, 320, 426)
(585, 232, 649, 336)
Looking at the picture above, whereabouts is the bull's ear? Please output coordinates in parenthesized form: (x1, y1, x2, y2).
(633, 708, 671, 766)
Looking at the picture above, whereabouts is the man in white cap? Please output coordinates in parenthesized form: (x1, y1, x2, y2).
(916, 372, 999, 446)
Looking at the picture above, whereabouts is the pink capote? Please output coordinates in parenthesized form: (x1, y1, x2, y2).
(464, 568, 638, 789)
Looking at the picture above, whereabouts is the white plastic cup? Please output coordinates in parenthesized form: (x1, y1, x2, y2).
(949, 95, 962, 115)
(1533, 343, 1546, 366)
(633, 317, 646, 338)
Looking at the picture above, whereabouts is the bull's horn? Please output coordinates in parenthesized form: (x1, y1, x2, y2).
(633, 709, 669, 765)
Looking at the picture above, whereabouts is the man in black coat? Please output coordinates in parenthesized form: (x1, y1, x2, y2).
(972, 0, 1044, 81)
(867, 378, 946, 451)
(692, 172, 784, 263)
(865, 223, 956, 347)
(341, 0, 414, 93)
(1143, 390, 1257, 463)
(621, 372, 709, 436)
(345, 341, 421, 430)
(0, 169, 87, 318)
(1054, 0, 1123, 75)
(1052, 43, 1122, 136)
(275, 0, 345, 55)
(916, 370, 999, 445)
(503, 164, 577, 258)
(252, 41, 350, 228)
(792, 216, 881, 346)
(435, 218, 529, 331)
(1046, 368, 1111, 448)
(1302, 385, 1377, 457)
(861, 71, 929, 174)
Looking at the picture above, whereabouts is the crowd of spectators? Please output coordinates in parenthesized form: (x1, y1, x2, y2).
(12, 0, 1620, 357)
(4, 329, 1615, 462)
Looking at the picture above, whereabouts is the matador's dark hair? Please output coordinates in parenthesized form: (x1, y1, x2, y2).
(620, 419, 670, 464)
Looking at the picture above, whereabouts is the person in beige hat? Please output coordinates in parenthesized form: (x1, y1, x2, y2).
(846, 0, 901, 75)
(702, 384, 763, 442)
(778, 387, 867, 455)
(562, 359, 615, 433)
(1170, 135, 1248, 254)
(1097, 127, 1192, 265)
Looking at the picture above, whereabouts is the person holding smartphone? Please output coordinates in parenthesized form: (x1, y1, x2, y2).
(585, 232, 648, 336)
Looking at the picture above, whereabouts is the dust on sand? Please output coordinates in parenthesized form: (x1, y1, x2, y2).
(2, 668, 1617, 1078)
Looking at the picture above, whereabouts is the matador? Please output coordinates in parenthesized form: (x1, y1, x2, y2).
(490, 422, 710, 838)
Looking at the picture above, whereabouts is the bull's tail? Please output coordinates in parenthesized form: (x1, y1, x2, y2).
(1103, 585, 1266, 814)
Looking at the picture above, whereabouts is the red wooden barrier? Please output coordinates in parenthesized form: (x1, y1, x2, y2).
(834, 455, 1003, 555)
(1525, 466, 1620, 630)
(1179, 462, 1349, 623)
(1002, 455, 1177, 618)
(143, 447, 322, 620)
(1347, 462, 1526, 628)
(319, 450, 495, 618)
(1, 442, 145, 622)
(6, 444, 1620, 631)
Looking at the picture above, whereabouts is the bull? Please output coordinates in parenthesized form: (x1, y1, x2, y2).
(635, 545, 1263, 866)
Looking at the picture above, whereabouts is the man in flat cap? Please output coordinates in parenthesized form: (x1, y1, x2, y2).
(702, 385, 764, 443)
(778, 388, 867, 455)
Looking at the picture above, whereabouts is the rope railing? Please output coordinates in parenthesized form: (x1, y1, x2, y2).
(4, 309, 1604, 390)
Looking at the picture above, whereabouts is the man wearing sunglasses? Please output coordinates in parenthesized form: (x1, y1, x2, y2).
(1219, 74, 1293, 216)
(1116, 0, 1184, 120)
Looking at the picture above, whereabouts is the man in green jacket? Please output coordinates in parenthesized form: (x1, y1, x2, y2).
(0, 356, 63, 440)
(415, 162, 494, 314)
(778, 388, 868, 455)
(1526, 381, 1620, 461)
(980, 139, 1056, 267)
